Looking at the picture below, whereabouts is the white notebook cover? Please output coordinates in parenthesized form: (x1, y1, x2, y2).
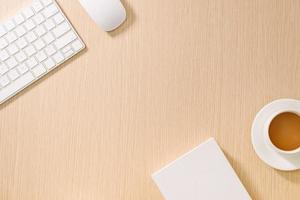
(152, 138, 251, 200)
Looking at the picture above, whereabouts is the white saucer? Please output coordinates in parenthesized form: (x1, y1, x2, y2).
(251, 99, 300, 171)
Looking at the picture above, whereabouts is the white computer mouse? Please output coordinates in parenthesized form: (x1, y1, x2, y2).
(79, 0, 126, 32)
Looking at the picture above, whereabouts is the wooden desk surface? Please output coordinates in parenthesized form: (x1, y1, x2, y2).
(1, 0, 300, 199)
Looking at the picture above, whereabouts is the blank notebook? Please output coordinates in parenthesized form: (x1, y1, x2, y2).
(152, 138, 251, 200)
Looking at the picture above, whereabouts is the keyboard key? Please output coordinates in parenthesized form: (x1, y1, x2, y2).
(43, 32, 54, 44)
(0, 26, 7, 37)
(5, 32, 17, 43)
(62, 45, 71, 54)
(44, 19, 55, 31)
(22, 7, 34, 19)
(35, 51, 47, 62)
(33, 39, 45, 50)
(8, 69, 20, 80)
(64, 49, 74, 58)
(0, 64, 8, 75)
(33, 13, 45, 25)
(14, 13, 25, 25)
(0, 75, 10, 87)
(7, 44, 19, 55)
(4, 20, 16, 31)
(52, 51, 64, 63)
(0, 27, 6, 35)
(17, 63, 29, 74)
(25, 31, 37, 43)
(0, 72, 34, 102)
(26, 57, 38, 69)
(15, 26, 26, 37)
(41, 0, 52, 6)
(34, 25, 46, 37)
(15, 51, 27, 62)
(53, 22, 70, 37)
(0, 38, 8, 49)
(0, 50, 9, 61)
(53, 13, 64, 25)
(45, 45, 56, 56)
(32, 0, 44, 12)
(6, 57, 18, 69)
(16, 38, 28, 49)
(32, 64, 46, 77)
(43, 58, 55, 69)
(43, 4, 58, 18)
(24, 19, 35, 31)
(55, 31, 76, 49)
(24, 45, 36, 57)
(71, 40, 83, 51)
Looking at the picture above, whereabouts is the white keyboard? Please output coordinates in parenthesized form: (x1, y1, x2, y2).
(0, 0, 85, 104)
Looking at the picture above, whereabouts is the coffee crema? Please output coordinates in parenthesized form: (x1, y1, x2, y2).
(268, 112, 300, 151)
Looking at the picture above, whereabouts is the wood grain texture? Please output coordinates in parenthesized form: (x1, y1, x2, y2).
(1, 0, 300, 199)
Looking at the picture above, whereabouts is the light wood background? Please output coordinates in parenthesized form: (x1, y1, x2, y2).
(0, 0, 300, 199)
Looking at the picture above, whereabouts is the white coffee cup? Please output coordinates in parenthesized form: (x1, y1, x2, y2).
(263, 109, 300, 155)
